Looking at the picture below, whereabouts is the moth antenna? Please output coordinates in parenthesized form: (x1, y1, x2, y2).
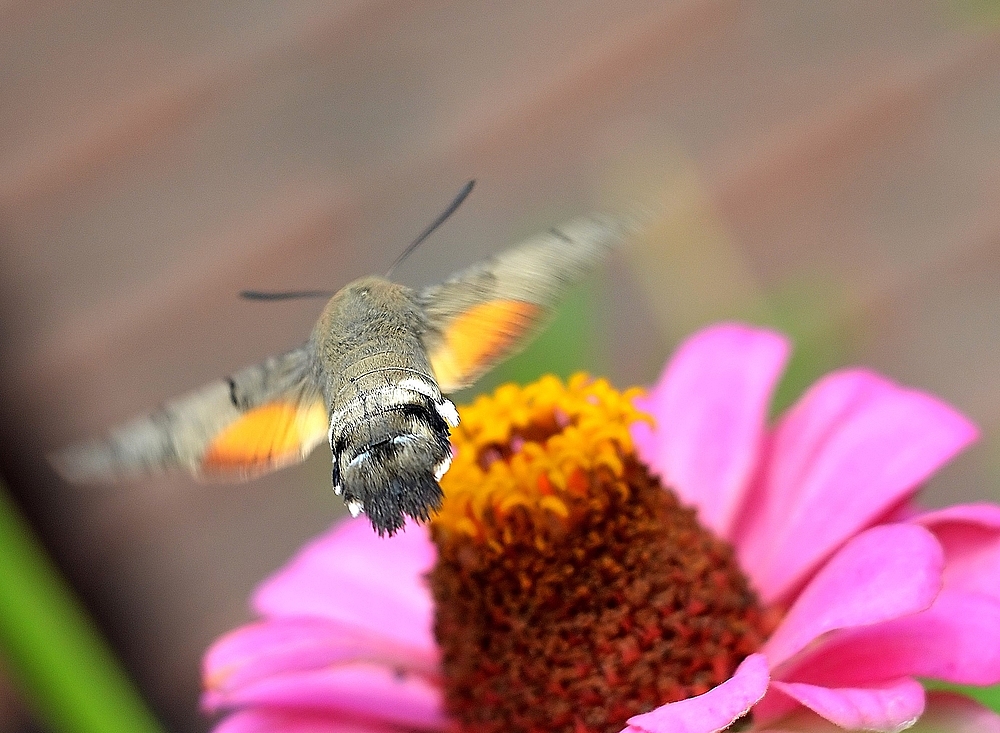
(241, 180, 475, 298)
(385, 180, 475, 278)
(239, 290, 334, 301)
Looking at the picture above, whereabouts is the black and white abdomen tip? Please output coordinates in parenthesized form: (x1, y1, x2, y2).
(331, 393, 455, 535)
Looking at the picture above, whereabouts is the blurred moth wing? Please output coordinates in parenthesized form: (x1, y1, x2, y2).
(420, 214, 624, 391)
(51, 211, 629, 532)
(50, 346, 328, 483)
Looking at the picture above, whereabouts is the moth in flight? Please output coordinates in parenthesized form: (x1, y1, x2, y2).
(52, 185, 630, 534)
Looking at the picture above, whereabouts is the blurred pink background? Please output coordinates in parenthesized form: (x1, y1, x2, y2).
(2, 2, 1000, 731)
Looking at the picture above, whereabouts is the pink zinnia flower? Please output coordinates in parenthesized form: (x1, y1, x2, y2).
(203, 324, 1000, 733)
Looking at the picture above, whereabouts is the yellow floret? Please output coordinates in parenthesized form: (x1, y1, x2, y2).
(432, 373, 647, 539)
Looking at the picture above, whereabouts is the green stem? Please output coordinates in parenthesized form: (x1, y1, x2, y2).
(0, 479, 166, 733)
(926, 680, 1000, 713)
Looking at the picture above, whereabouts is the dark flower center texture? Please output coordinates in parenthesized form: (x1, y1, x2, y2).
(429, 376, 776, 733)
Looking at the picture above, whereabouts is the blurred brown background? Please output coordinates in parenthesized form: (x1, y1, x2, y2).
(2, 1, 1000, 731)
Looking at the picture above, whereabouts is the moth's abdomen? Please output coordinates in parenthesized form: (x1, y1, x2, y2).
(332, 395, 454, 535)
(316, 277, 460, 534)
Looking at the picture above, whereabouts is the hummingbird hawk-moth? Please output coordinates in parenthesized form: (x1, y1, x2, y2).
(51, 198, 629, 535)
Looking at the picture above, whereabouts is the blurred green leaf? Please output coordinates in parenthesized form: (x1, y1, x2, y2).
(0, 481, 165, 733)
(962, 683, 1000, 712)
(925, 681, 1000, 714)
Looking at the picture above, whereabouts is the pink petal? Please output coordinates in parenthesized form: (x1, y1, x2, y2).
(624, 653, 769, 733)
(736, 369, 977, 602)
(784, 588, 1000, 687)
(253, 518, 436, 652)
(205, 663, 444, 730)
(204, 617, 438, 700)
(910, 692, 1000, 733)
(769, 678, 925, 733)
(752, 692, 1000, 732)
(632, 324, 789, 538)
(912, 503, 1000, 600)
(763, 524, 942, 669)
(213, 708, 406, 733)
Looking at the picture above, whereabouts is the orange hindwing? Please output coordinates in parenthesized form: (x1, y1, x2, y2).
(428, 300, 542, 392)
(201, 400, 328, 478)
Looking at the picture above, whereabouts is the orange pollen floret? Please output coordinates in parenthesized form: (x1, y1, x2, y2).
(428, 374, 778, 733)
(432, 373, 645, 539)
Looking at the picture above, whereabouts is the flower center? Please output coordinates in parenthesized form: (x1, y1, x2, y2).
(428, 375, 776, 733)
